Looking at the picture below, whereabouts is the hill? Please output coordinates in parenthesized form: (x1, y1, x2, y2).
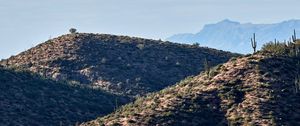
(81, 49, 300, 125)
(0, 66, 129, 126)
(167, 19, 300, 54)
(0, 33, 238, 97)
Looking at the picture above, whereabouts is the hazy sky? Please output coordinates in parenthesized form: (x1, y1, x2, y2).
(1, 0, 300, 59)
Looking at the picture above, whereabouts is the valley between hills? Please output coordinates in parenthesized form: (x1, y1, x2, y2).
(1, 32, 300, 126)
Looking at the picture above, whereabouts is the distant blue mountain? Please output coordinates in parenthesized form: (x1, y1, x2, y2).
(166, 19, 300, 54)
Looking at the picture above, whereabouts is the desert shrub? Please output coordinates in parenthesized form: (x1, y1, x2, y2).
(69, 28, 77, 34)
(261, 42, 288, 55)
(136, 44, 145, 50)
(192, 42, 200, 47)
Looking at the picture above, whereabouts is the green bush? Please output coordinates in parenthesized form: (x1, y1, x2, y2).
(69, 28, 77, 34)
(261, 42, 289, 55)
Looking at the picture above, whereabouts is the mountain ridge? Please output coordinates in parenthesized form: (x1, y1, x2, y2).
(81, 51, 300, 126)
(167, 19, 300, 54)
(1, 33, 238, 97)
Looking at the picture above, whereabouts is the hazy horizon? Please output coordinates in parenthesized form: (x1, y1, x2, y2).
(1, 0, 300, 59)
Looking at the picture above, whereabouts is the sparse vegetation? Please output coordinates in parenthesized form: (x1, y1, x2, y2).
(81, 52, 300, 126)
(261, 30, 300, 57)
(0, 67, 130, 126)
(0, 33, 239, 126)
(6, 31, 300, 126)
(0, 33, 238, 97)
(261, 41, 288, 55)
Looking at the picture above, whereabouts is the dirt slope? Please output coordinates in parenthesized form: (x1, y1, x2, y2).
(0, 66, 129, 126)
(1, 33, 238, 96)
(82, 53, 300, 126)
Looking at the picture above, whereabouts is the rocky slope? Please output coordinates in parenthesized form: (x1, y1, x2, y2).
(0, 65, 129, 126)
(0, 33, 238, 97)
(82, 52, 300, 126)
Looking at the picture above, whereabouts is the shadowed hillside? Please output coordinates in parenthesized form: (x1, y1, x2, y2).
(0, 66, 129, 126)
(0, 33, 238, 97)
(81, 50, 300, 125)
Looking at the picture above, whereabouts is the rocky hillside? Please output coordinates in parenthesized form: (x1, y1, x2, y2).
(82, 51, 300, 126)
(0, 65, 129, 126)
(0, 33, 238, 96)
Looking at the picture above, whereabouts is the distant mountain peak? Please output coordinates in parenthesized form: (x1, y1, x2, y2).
(218, 19, 240, 25)
(167, 19, 300, 54)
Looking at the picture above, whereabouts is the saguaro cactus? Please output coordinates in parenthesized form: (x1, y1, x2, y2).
(292, 29, 297, 42)
(291, 29, 300, 57)
(114, 98, 118, 111)
(251, 33, 257, 53)
(295, 75, 300, 93)
(203, 58, 210, 78)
